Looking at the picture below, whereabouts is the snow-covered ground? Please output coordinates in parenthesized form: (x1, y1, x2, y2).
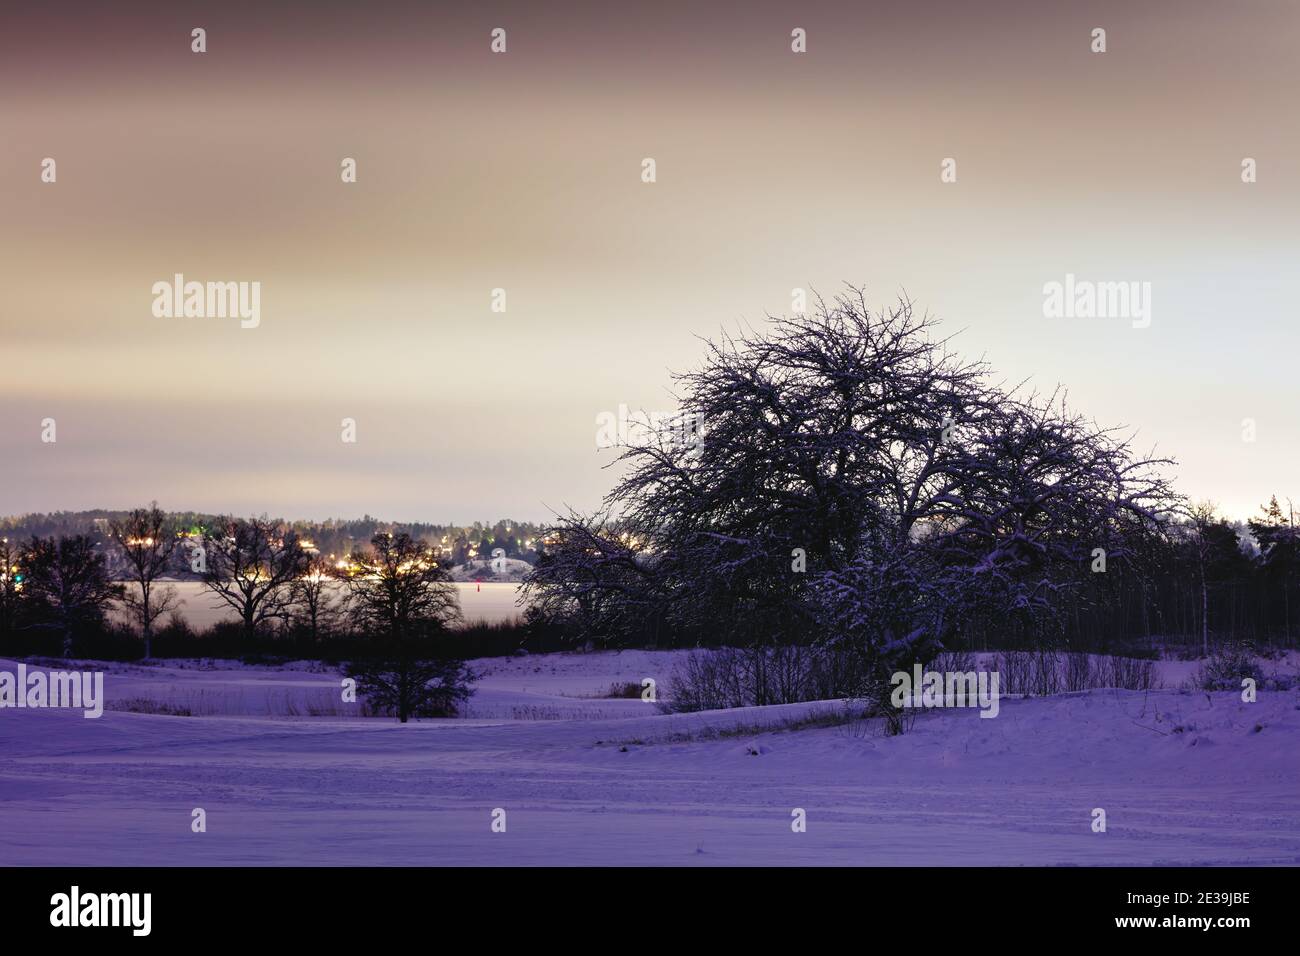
(1, 651, 1297, 866)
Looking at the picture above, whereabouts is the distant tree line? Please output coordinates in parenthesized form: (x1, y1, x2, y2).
(0, 511, 549, 573)
(0, 509, 491, 717)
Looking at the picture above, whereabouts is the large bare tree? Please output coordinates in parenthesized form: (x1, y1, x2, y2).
(590, 289, 1006, 648)
(526, 288, 1180, 705)
(200, 516, 308, 638)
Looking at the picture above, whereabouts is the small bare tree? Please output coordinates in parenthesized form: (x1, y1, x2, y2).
(289, 554, 345, 640)
(341, 533, 473, 721)
(344, 657, 476, 722)
(344, 532, 461, 639)
(1186, 500, 1219, 657)
(109, 502, 180, 658)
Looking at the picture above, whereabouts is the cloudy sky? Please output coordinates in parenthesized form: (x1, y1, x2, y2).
(2, 0, 1297, 522)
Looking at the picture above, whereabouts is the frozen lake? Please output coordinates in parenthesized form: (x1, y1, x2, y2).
(111, 580, 525, 630)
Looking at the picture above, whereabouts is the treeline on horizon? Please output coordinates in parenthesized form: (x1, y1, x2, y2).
(4, 495, 1297, 663)
(0, 512, 567, 665)
(0, 511, 549, 567)
(4, 500, 1295, 662)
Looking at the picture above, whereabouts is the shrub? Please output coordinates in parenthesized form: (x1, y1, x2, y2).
(344, 651, 477, 722)
(663, 644, 878, 713)
(603, 681, 644, 699)
(1099, 653, 1158, 691)
(1194, 642, 1264, 691)
(993, 650, 1155, 694)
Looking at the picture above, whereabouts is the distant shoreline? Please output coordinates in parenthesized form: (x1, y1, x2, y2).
(107, 580, 526, 629)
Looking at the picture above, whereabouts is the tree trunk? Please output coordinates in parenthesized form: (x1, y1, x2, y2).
(1201, 574, 1209, 657)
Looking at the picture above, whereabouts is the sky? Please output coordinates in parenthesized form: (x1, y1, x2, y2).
(2, 0, 1297, 523)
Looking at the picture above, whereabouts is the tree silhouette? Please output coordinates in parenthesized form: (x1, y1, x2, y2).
(109, 502, 180, 658)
